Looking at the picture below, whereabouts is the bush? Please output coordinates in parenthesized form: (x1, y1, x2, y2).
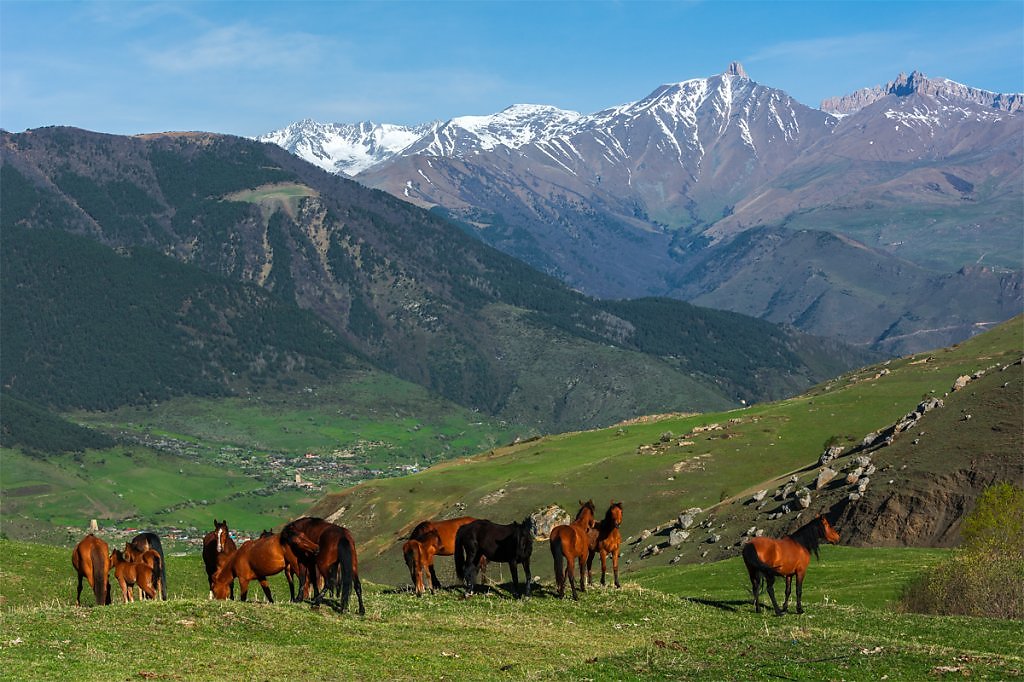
(900, 482, 1024, 619)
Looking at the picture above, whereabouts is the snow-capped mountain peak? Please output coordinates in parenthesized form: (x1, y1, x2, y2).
(256, 119, 438, 175)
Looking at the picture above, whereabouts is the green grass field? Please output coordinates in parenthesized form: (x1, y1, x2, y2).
(1, 540, 1020, 680)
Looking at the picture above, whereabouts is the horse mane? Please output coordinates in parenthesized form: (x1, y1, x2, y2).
(409, 520, 434, 540)
(787, 516, 827, 559)
(574, 500, 596, 521)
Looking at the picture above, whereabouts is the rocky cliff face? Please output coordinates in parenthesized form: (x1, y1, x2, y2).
(821, 70, 1022, 115)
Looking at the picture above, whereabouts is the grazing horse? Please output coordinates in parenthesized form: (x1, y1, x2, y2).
(586, 501, 623, 588)
(109, 549, 157, 602)
(408, 516, 476, 590)
(124, 545, 163, 601)
(202, 519, 237, 600)
(403, 534, 439, 596)
(280, 517, 334, 602)
(128, 532, 167, 600)
(311, 525, 365, 615)
(550, 500, 597, 600)
(455, 516, 537, 599)
(743, 515, 841, 615)
(71, 534, 111, 606)
(211, 532, 313, 602)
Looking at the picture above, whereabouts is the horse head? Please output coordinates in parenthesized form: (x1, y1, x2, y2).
(819, 516, 840, 544)
(516, 517, 537, 557)
(575, 500, 597, 529)
(608, 501, 623, 528)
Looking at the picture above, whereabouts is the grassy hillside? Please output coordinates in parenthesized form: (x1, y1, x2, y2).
(1, 539, 1021, 680)
(303, 316, 1022, 586)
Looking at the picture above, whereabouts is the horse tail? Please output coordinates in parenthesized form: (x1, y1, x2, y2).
(742, 541, 776, 577)
(551, 534, 566, 582)
(454, 533, 468, 582)
(337, 542, 354, 612)
(89, 543, 107, 606)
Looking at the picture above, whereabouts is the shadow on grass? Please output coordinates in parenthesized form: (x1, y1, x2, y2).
(684, 596, 750, 612)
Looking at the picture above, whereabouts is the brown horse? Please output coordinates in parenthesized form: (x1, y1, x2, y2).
(311, 524, 365, 614)
(123, 545, 163, 601)
(403, 535, 439, 596)
(128, 532, 167, 600)
(109, 549, 157, 602)
(202, 519, 237, 600)
(408, 516, 476, 590)
(280, 517, 336, 602)
(71, 534, 111, 606)
(550, 500, 596, 600)
(211, 532, 312, 602)
(586, 501, 623, 588)
(742, 515, 840, 615)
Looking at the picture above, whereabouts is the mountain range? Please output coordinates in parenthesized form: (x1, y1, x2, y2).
(259, 63, 1023, 355)
(0, 127, 871, 434)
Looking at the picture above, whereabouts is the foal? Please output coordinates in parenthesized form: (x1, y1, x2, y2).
(109, 549, 157, 602)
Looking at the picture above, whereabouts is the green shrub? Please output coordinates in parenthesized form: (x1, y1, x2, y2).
(900, 482, 1024, 619)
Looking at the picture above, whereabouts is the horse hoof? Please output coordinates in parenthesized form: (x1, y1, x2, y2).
(796, 608, 804, 615)
(774, 610, 784, 617)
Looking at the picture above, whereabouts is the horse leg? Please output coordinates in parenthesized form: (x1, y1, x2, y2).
(509, 562, 521, 599)
(428, 561, 442, 591)
(258, 579, 274, 604)
(586, 550, 595, 587)
(463, 559, 477, 598)
(611, 549, 620, 589)
(576, 554, 587, 593)
(746, 565, 762, 612)
(765, 575, 783, 616)
(239, 578, 250, 602)
(782, 575, 792, 613)
(522, 557, 532, 598)
(76, 573, 84, 606)
(795, 572, 805, 614)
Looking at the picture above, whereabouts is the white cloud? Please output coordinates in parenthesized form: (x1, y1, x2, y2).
(139, 23, 328, 74)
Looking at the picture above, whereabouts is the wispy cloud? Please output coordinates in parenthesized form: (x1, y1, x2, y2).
(139, 23, 329, 74)
(744, 31, 909, 64)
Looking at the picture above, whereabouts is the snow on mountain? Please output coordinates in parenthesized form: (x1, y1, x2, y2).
(256, 119, 438, 176)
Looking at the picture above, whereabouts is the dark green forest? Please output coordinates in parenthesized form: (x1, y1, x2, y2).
(1, 226, 353, 411)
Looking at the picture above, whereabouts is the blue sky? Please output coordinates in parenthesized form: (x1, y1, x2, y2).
(2, 1, 1021, 137)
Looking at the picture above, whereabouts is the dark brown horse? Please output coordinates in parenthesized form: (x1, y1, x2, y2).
(408, 516, 476, 590)
(455, 516, 537, 599)
(279, 517, 334, 602)
(550, 500, 596, 600)
(311, 524, 365, 615)
(403, 534, 438, 596)
(586, 501, 623, 588)
(743, 515, 840, 615)
(211, 532, 312, 602)
(109, 549, 157, 602)
(71, 534, 111, 606)
(202, 519, 237, 600)
(128, 531, 167, 600)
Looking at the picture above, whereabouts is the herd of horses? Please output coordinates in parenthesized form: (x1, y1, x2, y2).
(72, 500, 840, 617)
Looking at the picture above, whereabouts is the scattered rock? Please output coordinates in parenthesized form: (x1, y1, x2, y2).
(952, 375, 971, 391)
(706, 534, 721, 544)
(819, 445, 844, 466)
(751, 489, 768, 502)
(815, 467, 838, 490)
(668, 529, 689, 546)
